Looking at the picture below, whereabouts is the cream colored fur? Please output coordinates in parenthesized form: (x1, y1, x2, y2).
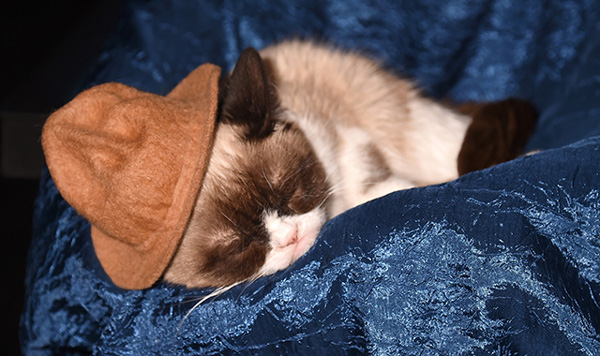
(261, 40, 471, 216)
(166, 40, 474, 289)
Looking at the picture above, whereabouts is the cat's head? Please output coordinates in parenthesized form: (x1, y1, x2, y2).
(164, 48, 330, 288)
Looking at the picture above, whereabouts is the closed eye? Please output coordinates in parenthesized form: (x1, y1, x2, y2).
(287, 187, 324, 215)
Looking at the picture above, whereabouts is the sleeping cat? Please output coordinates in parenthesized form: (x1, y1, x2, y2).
(163, 40, 536, 288)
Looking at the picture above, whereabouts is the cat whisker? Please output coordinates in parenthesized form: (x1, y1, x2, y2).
(261, 165, 275, 193)
(176, 282, 242, 334)
(314, 181, 351, 211)
(317, 193, 331, 211)
(238, 175, 253, 192)
(235, 279, 257, 302)
(220, 211, 244, 232)
(280, 159, 319, 186)
(324, 181, 347, 196)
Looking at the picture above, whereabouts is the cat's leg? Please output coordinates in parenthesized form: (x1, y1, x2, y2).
(337, 126, 416, 209)
(368, 96, 471, 186)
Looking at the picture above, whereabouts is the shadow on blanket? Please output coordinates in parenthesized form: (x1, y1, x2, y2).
(21, 0, 600, 355)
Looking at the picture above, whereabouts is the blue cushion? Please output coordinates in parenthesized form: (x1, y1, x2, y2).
(21, 0, 600, 354)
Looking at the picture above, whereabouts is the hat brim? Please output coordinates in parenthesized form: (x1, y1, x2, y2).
(89, 64, 220, 289)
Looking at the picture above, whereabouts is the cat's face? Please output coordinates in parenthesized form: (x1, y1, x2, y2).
(163, 48, 330, 288)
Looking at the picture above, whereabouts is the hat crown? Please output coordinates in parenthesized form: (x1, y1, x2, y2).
(49, 84, 203, 247)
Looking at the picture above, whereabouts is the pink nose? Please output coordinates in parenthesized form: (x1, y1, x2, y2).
(281, 226, 299, 247)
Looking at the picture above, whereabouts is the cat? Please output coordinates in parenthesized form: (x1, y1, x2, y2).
(163, 40, 536, 289)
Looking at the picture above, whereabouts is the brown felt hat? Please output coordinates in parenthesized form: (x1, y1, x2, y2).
(42, 63, 221, 289)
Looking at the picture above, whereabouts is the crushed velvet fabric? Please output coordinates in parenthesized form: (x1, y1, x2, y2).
(21, 0, 600, 355)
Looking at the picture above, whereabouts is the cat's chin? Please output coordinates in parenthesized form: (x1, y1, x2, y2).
(256, 208, 326, 277)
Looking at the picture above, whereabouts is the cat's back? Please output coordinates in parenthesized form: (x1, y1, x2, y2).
(260, 40, 378, 87)
(260, 40, 471, 191)
(260, 40, 414, 127)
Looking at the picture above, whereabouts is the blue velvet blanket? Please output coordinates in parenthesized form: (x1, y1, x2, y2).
(21, 0, 600, 355)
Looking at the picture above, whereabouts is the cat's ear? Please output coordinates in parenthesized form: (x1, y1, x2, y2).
(220, 47, 276, 140)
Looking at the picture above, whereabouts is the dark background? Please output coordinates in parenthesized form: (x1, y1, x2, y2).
(1, 1, 126, 353)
